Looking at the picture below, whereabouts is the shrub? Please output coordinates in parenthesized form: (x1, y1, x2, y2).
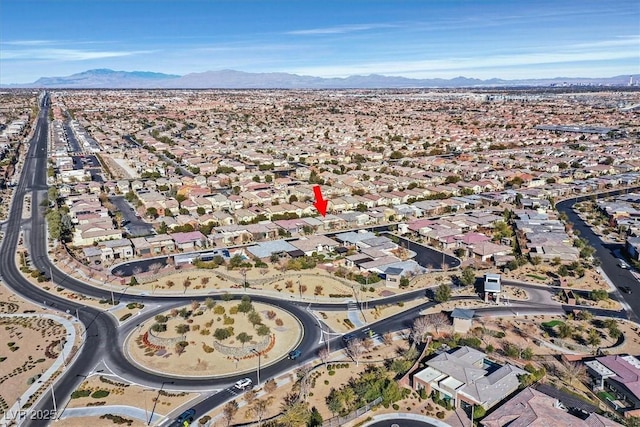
(275, 318, 283, 326)
(392, 404, 400, 410)
(213, 328, 233, 341)
(99, 414, 133, 425)
(71, 390, 91, 399)
(328, 370, 336, 376)
(213, 305, 225, 315)
(436, 412, 445, 419)
(119, 313, 132, 321)
(91, 390, 110, 399)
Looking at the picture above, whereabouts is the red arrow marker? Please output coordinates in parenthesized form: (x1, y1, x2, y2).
(313, 185, 328, 217)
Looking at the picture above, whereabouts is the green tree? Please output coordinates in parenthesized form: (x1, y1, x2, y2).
(256, 324, 271, 336)
(434, 283, 452, 303)
(228, 254, 245, 269)
(558, 323, 572, 339)
(473, 405, 486, 419)
(247, 310, 262, 327)
(399, 276, 410, 288)
(236, 332, 253, 347)
(460, 267, 476, 286)
(45, 209, 62, 240)
(175, 193, 187, 207)
(326, 393, 342, 416)
(589, 289, 608, 301)
(238, 296, 253, 313)
(175, 324, 190, 335)
(279, 402, 310, 427)
(214, 328, 232, 340)
(145, 207, 159, 219)
(307, 406, 323, 427)
(587, 328, 601, 348)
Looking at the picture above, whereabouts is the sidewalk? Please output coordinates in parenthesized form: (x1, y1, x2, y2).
(0, 313, 80, 427)
(59, 405, 162, 424)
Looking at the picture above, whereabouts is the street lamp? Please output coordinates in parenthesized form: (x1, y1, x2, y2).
(148, 381, 174, 426)
(250, 348, 261, 387)
(142, 388, 154, 425)
(241, 268, 248, 293)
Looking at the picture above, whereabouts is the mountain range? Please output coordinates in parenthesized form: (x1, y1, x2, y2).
(4, 68, 638, 89)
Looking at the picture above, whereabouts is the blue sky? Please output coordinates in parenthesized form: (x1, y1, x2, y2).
(1, 0, 639, 84)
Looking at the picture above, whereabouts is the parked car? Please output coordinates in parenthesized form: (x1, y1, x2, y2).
(620, 286, 632, 294)
(618, 260, 630, 269)
(234, 378, 252, 390)
(288, 349, 302, 360)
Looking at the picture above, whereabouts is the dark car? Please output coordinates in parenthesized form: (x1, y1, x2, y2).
(176, 408, 196, 424)
(620, 286, 633, 294)
(342, 334, 354, 343)
(288, 349, 302, 360)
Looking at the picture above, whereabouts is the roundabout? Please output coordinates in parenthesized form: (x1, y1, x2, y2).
(125, 298, 303, 377)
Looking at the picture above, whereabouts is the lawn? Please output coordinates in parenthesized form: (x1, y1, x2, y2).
(541, 320, 564, 328)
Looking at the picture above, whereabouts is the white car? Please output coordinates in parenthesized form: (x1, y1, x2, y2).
(234, 378, 252, 390)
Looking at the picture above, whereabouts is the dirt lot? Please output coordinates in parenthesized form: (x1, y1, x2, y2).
(66, 374, 197, 414)
(0, 316, 67, 415)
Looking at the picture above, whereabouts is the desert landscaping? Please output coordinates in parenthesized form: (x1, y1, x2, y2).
(127, 297, 302, 377)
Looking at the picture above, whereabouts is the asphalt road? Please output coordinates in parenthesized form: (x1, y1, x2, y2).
(557, 196, 640, 322)
(366, 420, 439, 427)
(62, 119, 82, 154)
(109, 195, 155, 237)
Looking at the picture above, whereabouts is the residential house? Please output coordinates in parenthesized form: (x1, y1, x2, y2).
(412, 346, 525, 411)
(585, 355, 640, 418)
(72, 220, 122, 246)
(289, 235, 340, 256)
(481, 387, 623, 427)
(100, 239, 134, 261)
(171, 231, 207, 251)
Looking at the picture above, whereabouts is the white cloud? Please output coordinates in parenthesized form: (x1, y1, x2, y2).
(2, 39, 58, 46)
(0, 48, 155, 61)
(282, 35, 639, 78)
(286, 23, 397, 35)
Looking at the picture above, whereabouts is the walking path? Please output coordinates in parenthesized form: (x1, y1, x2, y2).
(0, 313, 80, 427)
(59, 405, 162, 424)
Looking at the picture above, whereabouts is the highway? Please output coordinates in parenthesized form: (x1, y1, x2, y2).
(0, 94, 633, 427)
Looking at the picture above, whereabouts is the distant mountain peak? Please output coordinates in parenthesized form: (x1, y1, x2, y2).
(5, 69, 639, 89)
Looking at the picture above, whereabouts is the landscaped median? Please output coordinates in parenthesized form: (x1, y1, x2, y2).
(125, 296, 302, 377)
